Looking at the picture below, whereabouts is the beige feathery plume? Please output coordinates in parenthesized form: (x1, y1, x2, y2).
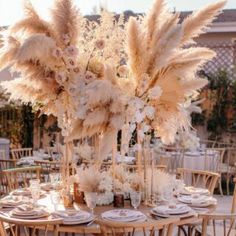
(181, 0, 226, 45)
(0, 36, 20, 69)
(145, 0, 166, 47)
(182, 79, 208, 95)
(10, 0, 56, 40)
(126, 17, 146, 82)
(51, 0, 81, 46)
(15, 33, 61, 68)
(83, 108, 108, 127)
(99, 128, 117, 161)
(147, 12, 180, 74)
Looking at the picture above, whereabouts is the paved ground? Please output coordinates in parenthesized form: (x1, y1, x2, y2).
(214, 194, 233, 213)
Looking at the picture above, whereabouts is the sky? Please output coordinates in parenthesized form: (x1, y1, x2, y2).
(0, 0, 236, 27)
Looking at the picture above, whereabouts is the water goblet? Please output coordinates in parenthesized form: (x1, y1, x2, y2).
(130, 191, 141, 210)
(84, 192, 97, 215)
(50, 191, 61, 211)
(30, 186, 40, 206)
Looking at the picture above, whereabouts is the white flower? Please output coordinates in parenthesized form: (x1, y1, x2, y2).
(148, 86, 163, 100)
(144, 106, 155, 120)
(141, 123, 151, 133)
(64, 45, 79, 58)
(129, 123, 136, 133)
(55, 72, 67, 84)
(84, 71, 96, 84)
(135, 111, 145, 123)
(138, 129, 145, 141)
(65, 58, 76, 69)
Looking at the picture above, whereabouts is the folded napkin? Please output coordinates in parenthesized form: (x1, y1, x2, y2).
(52, 210, 90, 220)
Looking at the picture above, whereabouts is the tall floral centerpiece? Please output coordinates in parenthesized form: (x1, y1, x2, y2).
(0, 0, 226, 202)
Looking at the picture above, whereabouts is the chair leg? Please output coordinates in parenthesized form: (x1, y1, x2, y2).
(226, 175, 230, 196)
(219, 178, 224, 196)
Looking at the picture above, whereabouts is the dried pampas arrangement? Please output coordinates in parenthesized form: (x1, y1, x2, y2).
(0, 0, 226, 172)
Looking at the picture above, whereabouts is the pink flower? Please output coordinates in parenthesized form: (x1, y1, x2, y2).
(95, 39, 105, 50)
(62, 34, 70, 45)
(65, 58, 76, 69)
(84, 71, 96, 83)
(52, 47, 63, 58)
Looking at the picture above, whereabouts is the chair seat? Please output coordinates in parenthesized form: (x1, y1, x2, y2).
(196, 224, 236, 236)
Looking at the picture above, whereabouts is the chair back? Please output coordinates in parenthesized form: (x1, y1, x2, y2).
(96, 217, 179, 236)
(176, 168, 219, 195)
(0, 159, 17, 171)
(11, 148, 33, 160)
(199, 214, 236, 236)
(2, 166, 41, 193)
(34, 160, 60, 182)
(231, 178, 236, 214)
(0, 150, 6, 159)
(0, 213, 61, 236)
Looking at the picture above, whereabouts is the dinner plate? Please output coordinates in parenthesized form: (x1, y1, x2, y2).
(52, 210, 93, 225)
(177, 195, 217, 207)
(10, 210, 50, 219)
(102, 209, 146, 222)
(180, 187, 209, 196)
(152, 204, 190, 216)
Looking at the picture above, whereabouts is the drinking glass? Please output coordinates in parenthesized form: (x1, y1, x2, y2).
(29, 179, 40, 187)
(50, 191, 61, 211)
(130, 191, 141, 210)
(84, 192, 97, 215)
(50, 173, 61, 186)
(30, 186, 40, 206)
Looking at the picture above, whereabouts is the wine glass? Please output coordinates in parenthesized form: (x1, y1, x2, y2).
(50, 191, 61, 211)
(30, 186, 40, 206)
(84, 192, 97, 215)
(130, 191, 141, 210)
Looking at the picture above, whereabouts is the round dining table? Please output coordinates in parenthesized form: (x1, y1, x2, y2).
(0, 191, 217, 235)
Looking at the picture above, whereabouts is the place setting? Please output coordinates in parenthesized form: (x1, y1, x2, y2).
(0, 0, 232, 234)
(8, 204, 50, 220)
(52, 210, 94, 225)
(0, 195, 26, 209)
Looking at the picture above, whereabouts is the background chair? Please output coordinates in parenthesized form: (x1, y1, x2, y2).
(34, 160, 60, 182)
(0, 150, 6, 159)
(11, 148, 33, 160)
(2, 166, 41, 193)
(176, 168, 219, 195)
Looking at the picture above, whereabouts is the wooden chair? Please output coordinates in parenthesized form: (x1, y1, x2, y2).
(11, 148, 33, 160)
(0, 213, 61, 236)
(0, 159, 17, 196)
(34, 160, 60, 182)
(96, 217, 179, 236)
(0, 150, 6, 159)
(0, 159, 17, 170)
(2, 166, 41, 193)
(176, 168, 220, 195)
(189, 178, 236, 236)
